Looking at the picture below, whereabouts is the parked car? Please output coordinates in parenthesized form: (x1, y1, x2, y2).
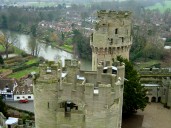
(19, 98, 28, 103)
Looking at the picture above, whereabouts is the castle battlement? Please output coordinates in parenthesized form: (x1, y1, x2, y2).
(97, 10, 132, 19)
(33, 10, 128, 128)
(64, 59, 80, 68)
(34, 59, 125, 128)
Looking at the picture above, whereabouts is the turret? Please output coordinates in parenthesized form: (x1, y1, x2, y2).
(91, 10, 132, 71)
(33, 61, 60, 128)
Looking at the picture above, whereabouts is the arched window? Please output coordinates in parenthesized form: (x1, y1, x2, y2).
(16, 91, 19, 94)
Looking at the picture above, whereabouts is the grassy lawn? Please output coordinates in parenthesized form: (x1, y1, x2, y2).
(60, 45, 73, 53)
(0, 45, 25, 54)
(8, 66, 39, 79)
(0, 45, 5, 52)
(134, 60, 161, 70)
(25, 58, 39, 65)
(30, 2, 58, 7)
(146, 1, 171, 13)
(0, 68, 11, 73)
(13, 46, 23, 54)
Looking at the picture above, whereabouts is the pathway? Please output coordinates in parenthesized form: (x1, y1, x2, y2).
(5, 101, 34, 113)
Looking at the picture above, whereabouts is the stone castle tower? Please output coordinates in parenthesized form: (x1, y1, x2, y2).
(33, 10, 131, 128)
(90, 10, 132, 71)
(33, 59, 125, 128)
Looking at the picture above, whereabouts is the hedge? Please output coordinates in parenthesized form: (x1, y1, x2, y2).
(12, 62, 39, 72)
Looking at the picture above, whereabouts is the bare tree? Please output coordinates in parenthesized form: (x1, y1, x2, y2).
(0, 32, 17, 59)
(28, 37, 41, 56)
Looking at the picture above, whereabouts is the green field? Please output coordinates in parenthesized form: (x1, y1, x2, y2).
(29, 2, 58, 7)
(134, 60, 161, 70)
(0, 45, 5, 52)
(25, 58, 39, 65)
(146, 1, 171, 13)
(8, 66, 39, 79)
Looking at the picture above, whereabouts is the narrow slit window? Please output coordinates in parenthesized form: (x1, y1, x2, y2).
(121, 37, 124, 42)
(48, 102, 49, 109)
(115, 28, 118, 34)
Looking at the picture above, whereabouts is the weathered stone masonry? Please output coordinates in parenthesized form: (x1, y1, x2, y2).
(33, 10, 132, 128)
(91, 10, 132, 71)
(33, 60, 125, 128)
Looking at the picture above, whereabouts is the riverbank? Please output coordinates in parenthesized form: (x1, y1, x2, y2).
(54, 44, 73, 54)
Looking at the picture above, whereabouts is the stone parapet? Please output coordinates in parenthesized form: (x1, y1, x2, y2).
(97, 10, 132, 19)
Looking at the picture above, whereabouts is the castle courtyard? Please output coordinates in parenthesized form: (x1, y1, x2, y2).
(141, 103, 171, 128)
(122, 103, 171, 128)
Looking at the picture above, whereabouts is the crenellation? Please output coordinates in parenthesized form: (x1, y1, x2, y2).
(97, 10, 132, 19)
(91, 10, 132, 71)
(101, 74, 113, 84)
(34, 9, 127, 128)
(65, 59, 79, 68)
(34, 59, 125, 128)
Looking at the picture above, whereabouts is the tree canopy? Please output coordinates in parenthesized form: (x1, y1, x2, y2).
(72, 29, 91, 60)
(116, 56, 148, 115)
(0, 32, 17, 58)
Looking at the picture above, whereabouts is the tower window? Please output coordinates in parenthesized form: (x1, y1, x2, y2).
(48, 102, 49, 109)
(115, 28, 118, 34)
(121, 37, 124, 42)
(91, 33, 93, 42)
(108, 38, 113, 45)
(109, 47, 112, 54)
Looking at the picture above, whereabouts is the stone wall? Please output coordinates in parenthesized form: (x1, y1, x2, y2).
(91, 10, 132, 71)
(34, 59, 125, 128)
(140, 68, 171, 107)
(0, 112, 6, 127)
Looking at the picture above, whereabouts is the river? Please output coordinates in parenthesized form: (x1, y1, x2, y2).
(3, 31, 91, 70)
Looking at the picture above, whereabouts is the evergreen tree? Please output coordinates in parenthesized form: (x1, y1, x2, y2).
(72, 30, 92, 60)
(116, 56, 147, 114)
(31, 24, 37, 37)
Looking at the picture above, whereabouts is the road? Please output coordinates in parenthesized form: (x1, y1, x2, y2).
(5, 101, 34, 113)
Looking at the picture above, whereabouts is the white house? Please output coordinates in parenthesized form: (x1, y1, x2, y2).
(13, 78, 34, 101)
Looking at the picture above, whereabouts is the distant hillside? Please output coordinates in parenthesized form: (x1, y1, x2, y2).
(146, 1, 171, 13)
